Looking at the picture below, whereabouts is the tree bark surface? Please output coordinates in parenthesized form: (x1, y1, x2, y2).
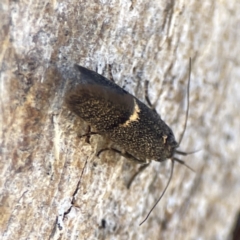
(1, 1, 240, 239)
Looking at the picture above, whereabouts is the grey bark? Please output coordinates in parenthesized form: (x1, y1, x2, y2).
(1, 0, 240, 239)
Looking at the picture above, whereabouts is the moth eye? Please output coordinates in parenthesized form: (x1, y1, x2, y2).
(162, 135, 168, 144)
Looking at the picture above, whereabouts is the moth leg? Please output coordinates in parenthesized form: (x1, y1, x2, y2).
(127, 163, 150, 189)
(97, 148, 145, 164)
(144, 80, 157, 113)
(78, 126, 99, 143)
(106, 64, 114, 82)
(97, 148, 150, 187)
(101, 64, 114, 82)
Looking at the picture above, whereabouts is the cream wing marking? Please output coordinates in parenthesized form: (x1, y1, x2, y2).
(121, 99, 140, 127)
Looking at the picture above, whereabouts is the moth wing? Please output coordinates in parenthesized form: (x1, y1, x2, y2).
(65, 65, 135, 129)
(74, 64, 127, 95)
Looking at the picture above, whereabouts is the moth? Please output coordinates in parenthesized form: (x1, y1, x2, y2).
(65, 62, 192, 225)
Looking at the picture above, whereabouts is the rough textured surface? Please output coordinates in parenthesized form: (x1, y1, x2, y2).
(1, 0, 240, 239)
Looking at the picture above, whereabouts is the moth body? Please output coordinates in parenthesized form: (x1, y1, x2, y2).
(65, 64, 178, 163)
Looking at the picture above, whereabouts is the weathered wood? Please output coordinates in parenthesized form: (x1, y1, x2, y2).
(1, 1, 240, 239)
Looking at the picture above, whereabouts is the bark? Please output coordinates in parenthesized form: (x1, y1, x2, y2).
(1, 0, 240, 239)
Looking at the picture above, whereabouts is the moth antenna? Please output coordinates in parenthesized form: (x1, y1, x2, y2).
(139, 160, 175, 226)
(178, 58, 191, 146)
(140, 59, 192, 225)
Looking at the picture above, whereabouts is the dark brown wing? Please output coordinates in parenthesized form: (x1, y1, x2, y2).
(65, 65, 135, 132)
